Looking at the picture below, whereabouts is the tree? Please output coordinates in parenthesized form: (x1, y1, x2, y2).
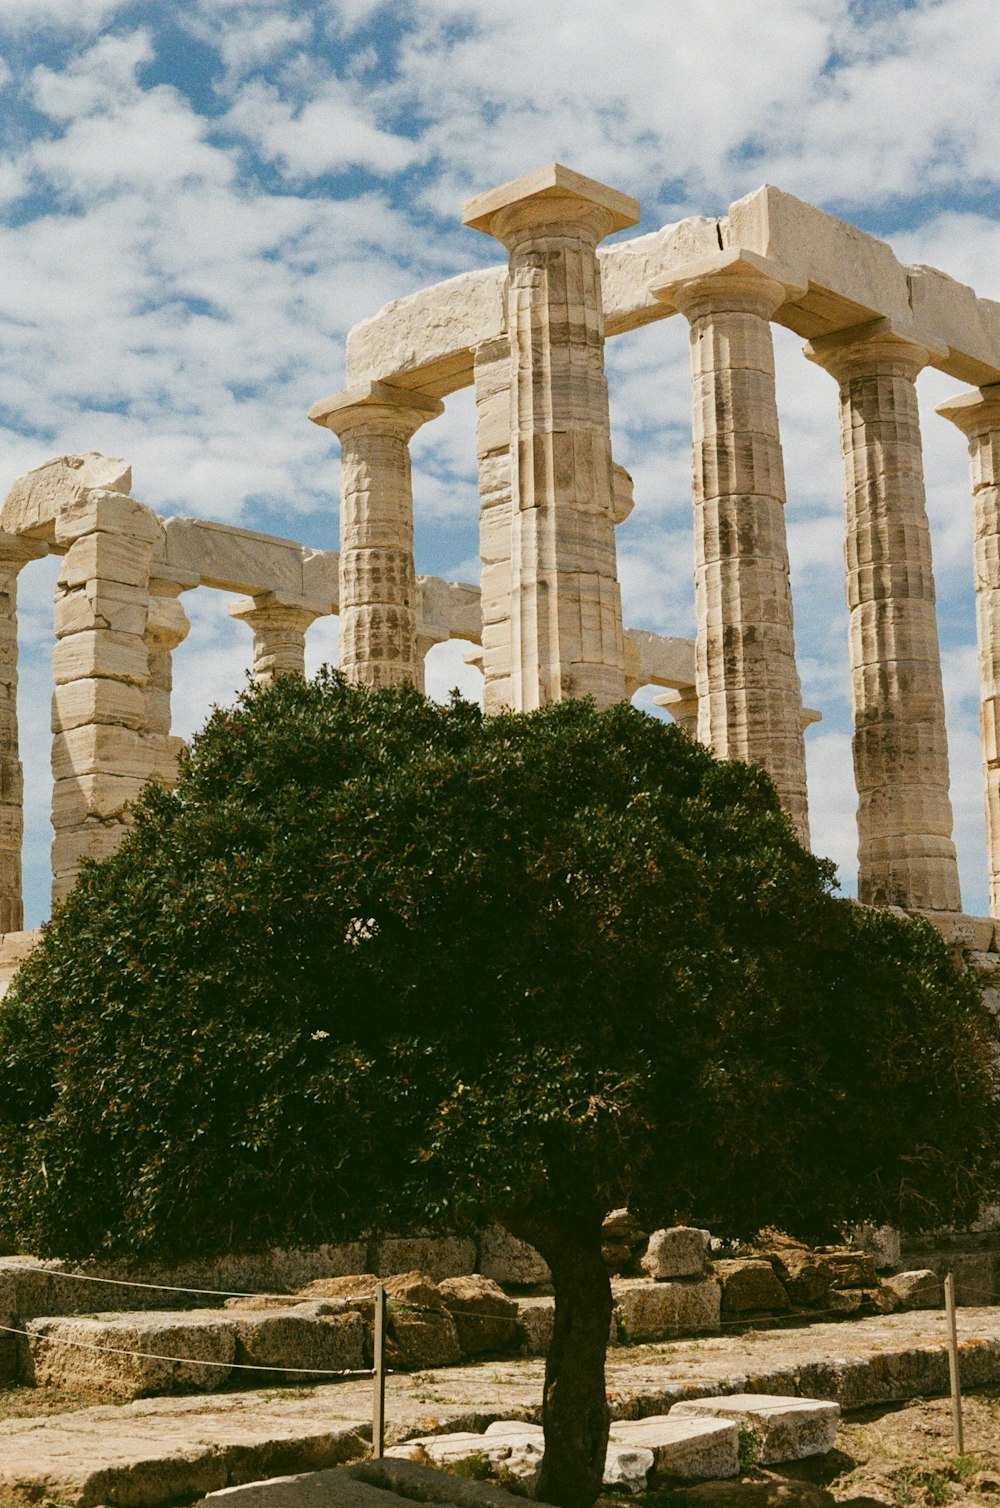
(0, 673, 997, 1508)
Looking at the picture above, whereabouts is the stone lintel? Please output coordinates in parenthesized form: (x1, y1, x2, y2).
(308, 380, 443, 434)
(0, 532, 48, 568)
(805, 316, 949, 376)
(462, 162, 639, 238)
(936, 383, 1000, 436)
(651, 248, 808, 314)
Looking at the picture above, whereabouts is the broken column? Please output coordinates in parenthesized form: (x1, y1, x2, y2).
(308, 381, 443, 689)
(463, 164, 638, 710)
(937, 384, 1000, 916)
(228, 592, 323, 684)
(806, 318, 960, 912)
(0, 534, 47, 932)
(652, 250, 811, 844)
(50, 489, 163, 908)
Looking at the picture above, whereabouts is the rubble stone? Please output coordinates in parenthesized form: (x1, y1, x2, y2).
(713, 1259, 790, 1315)
(613, 1277, 721, 1342)
(478, 1225, 551, 1287)
(438, 1274, 518, 1355)
(642, 1227, 711, 1280)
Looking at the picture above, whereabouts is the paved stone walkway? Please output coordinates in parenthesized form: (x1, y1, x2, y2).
(2, 1308, 999, 1506)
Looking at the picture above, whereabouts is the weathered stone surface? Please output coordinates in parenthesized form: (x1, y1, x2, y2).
(605, 1440, 655, 1492)
(882, 1269, 943, 1309)
(231, 1310, 366, 1382)
(54, 489, 164, 548)
(613, 1277, 721, 1341)
(515, 1296, 555, 1356)
(374, 1236, 477, 1282)
(818, 1250, 878, 1290)
(713, 1259, 791, 1315)
(852, 1224, 901, 1272)
(609, 1415, 740, 1482)
(438, 1274, 518, 1355)
(641, 1227, 711, 1280)
(383, 1272, 462, 1369)
(24, 1310, 236, 1397)
(754, 1238, 831, 1306)
(2, 452, 132, 539)
(672, 1394, 840, 1464)
(478, 1225, 551, 1287)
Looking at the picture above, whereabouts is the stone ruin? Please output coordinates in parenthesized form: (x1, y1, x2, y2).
(5, 163, 1000, 978)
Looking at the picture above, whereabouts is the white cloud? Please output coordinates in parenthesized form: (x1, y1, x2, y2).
(224, 76, 419, 179)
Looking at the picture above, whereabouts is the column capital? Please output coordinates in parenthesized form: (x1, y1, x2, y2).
(228, 591, 325, 634)
(462, 162, 638, 248)
(308, 380, 443, 439)
(804, 317, 948, 381)
(651, 248, 807, 320)
(937, 383, 1000, 437)
(145, 595, 190, 655)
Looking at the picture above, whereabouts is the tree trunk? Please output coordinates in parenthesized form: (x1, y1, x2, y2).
(514, 1216, 613, 1508)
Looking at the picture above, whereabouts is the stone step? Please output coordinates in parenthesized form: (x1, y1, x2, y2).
(608, 1415, 739, 1483)
(670, 1393, 840, 1464)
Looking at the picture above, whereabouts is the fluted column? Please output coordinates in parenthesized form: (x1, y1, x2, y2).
(652, 250, 810, 843)
(229, 592, 322, 685)
(473, 335, 515, 713)
(806, 318, 960, 912)
(463, 165, 638, 710)
(0, 534, 47, 932)
(309, 381, 443, 689)
(938, 384, 1000, 915)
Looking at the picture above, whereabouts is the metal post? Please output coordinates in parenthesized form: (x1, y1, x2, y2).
(372, 1281, 387, 1459)
(944, 1271, 964, 1455)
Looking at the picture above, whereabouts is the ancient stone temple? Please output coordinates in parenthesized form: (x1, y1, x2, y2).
(5, 163, 1000, 980)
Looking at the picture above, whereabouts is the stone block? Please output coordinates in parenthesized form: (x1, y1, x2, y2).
(51, 676, 148, 732)
(373, 1235, 476, 1282)
(56, 583, 150, 638)
(55, 489, 164, 548)
(852, 1224, 901, 1271)
(382, 1272, 461, 1370)
(817, 1250, 878, 1290)
(438, 1274, 518, 1355)
(24, 1310, 235, 1397)
(163, 517, 307, 596)
(58, 533, 153, 591)
(1, 452, 131, 539)
(478, 1225, 551, 1287)
(671, 1394, 840, 1465)
(605, 1441, 655, 1492)
(641, 1226, 710, 1279)
(609, 1415, 739, 1483)
(613, 1278, 721, 1342)
(231, 1310, 365, 1381)
(51, 725, 160, 782)
(51, 772, 148, 826)
(755, 1239, 831, 1305)
(713, 1258, 790, 1316)
(515, 1296, 554, 1355)
(52, 629, 149, 686)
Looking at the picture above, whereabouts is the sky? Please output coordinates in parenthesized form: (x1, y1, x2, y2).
(2, 0, 1000, 926)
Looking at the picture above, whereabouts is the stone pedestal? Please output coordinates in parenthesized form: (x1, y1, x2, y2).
(938, 384, 1000, 916)
(309, 380, 443, 689)
(463, 164, 638, 710)
(806, 318, 960, 912)
(228, 592, 323, 684)
(50, 490, 163, 907)
(0, 534, 48, 932)
(653, 250, 810, 844)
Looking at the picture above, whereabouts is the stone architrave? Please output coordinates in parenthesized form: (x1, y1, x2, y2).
(937, 385, 1000, 917)
(50, 490, 163, 907)
(463, 164, 639, 710)
(652, 250, 811, 844)
(806, 318, 961, 912)
(143, 571, 193, 788)
(308, 381, 443, 689)
(0, 533, 48, 932)
(473, 334, 515, 713)
(228, 592, 324, 684)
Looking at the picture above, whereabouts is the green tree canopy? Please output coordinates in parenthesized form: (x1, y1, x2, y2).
(1, 673, 997, 1508)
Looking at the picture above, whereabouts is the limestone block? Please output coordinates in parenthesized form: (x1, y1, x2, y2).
(852, 1224, 901, 1271)
(51, 676, 147, 732)
(203, 1459, 548, 1507)
(380, 1272, 462, 1369)
(1, 452, 131, 539)
(817, 1250, 878, 1289)
(163, 517, 307, 596)
(231, 1310, 365, 1381)
(671, 1394, 840, 1465)
(52, 630, 148, 686)
(907, 263, 1000, 386)
(56, 584, 149, 638)
(50, 820, 129, 879)
(599, 216, 721, 333)
(712, 1259, 790, 1316)
(438, 1274, 518, 1355)
(753, 1241, 831, 1305)
(608, 1416, 739, 1483)
(914, 1252, 994, 1306)
(373, 1236, 476, 1282)
(641, 1227, 710, 1279)
(613, 1278, 721, 1341)
(51, 725, 160, 782)
(478, 1225, 551, 1286)
(24, 1310, 235, 1397)
(346, 265, 507, 394)
(51, 773, 148, 826)
(301, 548, 340, 611)
(54, 489, 163, 549)
(880, 1272, 941, 1308)
(57, 533, 153, 591)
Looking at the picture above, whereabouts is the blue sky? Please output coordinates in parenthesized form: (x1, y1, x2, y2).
(2, 0, 1000, 924)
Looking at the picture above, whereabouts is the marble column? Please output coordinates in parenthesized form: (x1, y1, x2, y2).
(50, 489, 161, 907)
(463, 165, 638, 710)
(0, 533, 47, 932)
(806, 317, 960, 912)
(652, 250, 811, 844)
(228, 592, 322, 684)
(473, 335, 515, 713)
(309, 380, 443, 689)
(143, 574, 192, 788)
(937, 384, 1000, 916)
